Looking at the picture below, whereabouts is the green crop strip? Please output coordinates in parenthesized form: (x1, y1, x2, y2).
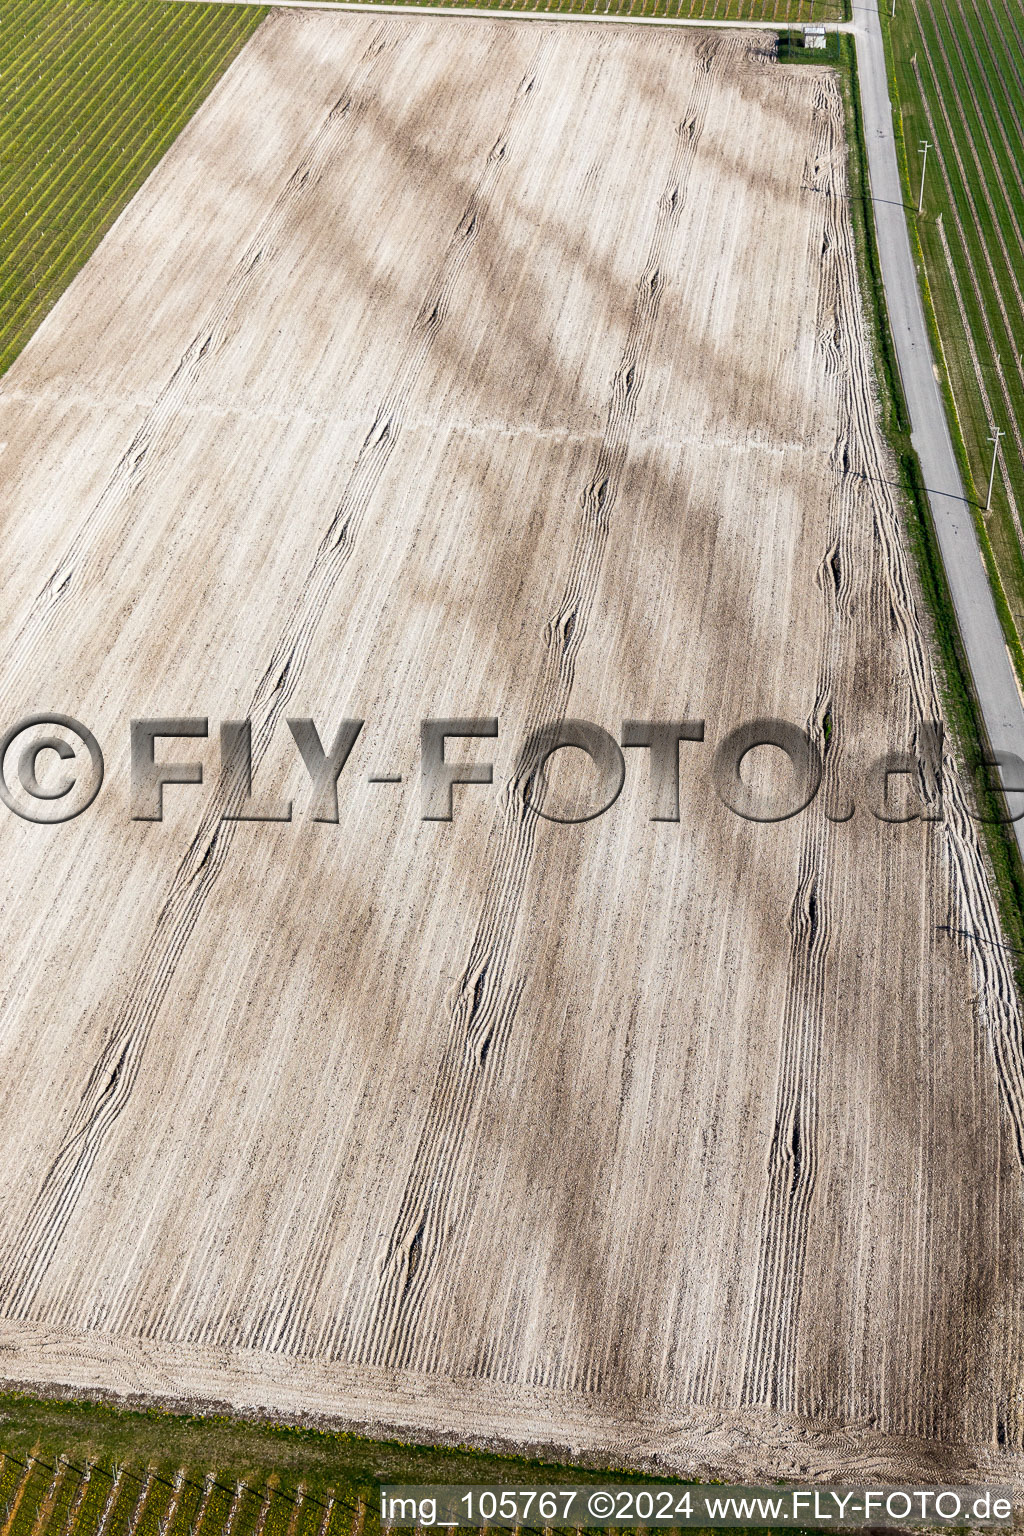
(283, 0, 849, 26)
(882, 0, 1024, 686)
(0, 0, 267, 379)
(0, 1393, 717, 1536)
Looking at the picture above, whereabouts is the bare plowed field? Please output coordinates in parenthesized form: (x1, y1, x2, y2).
(0, 9, 1022, 1488)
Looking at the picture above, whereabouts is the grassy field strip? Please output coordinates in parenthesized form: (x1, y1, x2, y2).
(908, 15, 1024, 516)
(0, 0, 266, 378)
(93, 1468, 124, 1536)
(930, 195, 1022, 543)
(0, 8, 254, 304)
(312, 1496, 334, 1536)
(933, 8, 1024, 336)
(189, 1477, 219, 1536)
(61, 1464, 96, 1536)
(0, 1458, 37, 1536)
(0, 1452, 373, 1536)
(28, 1462, 65, 1536)
(189, 0, 852, 23)
(190, 0, 853, 23)
(122, 1471, 156, 1536)
(155, 1471, 186, 1536)
(0, 22, 232, 287)
(948, 0, 1024, 262)
(906, 53, 1024, 540)
(280, 1485, 305, 1536)
(887, 0, 1024, 660)
(195, 0, 848, 24)
(0, 4, 262, 347)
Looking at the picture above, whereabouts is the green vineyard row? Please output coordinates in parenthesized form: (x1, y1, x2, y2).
(886, 0, 1024, 672)
(0, 0, 266, 377)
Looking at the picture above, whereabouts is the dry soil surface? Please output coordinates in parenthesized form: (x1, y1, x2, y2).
(0, 8, 1023, 1488)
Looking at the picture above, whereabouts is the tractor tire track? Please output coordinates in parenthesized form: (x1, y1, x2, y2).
(0, 17, 398, 714)
(0, 36, 552, 1315)
(741, 68, 1024, 1417)
(740, 75, 846, 1412)
(340, 34, 728, 1375)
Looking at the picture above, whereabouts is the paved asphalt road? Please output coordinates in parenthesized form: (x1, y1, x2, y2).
(853, 0, 1024, 855)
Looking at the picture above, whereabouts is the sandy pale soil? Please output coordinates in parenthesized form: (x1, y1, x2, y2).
(0, 9, 1023, 1487)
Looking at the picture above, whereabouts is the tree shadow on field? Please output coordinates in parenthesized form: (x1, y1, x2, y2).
(231, 14, 1004, 1436)
(142, 11, 819, 1400)
(223, 15, 1000, 1434)
(4, 8, 1008, 1453)
(227, 16, 822, 454)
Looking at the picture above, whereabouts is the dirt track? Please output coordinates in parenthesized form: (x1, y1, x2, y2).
(0, 9, 1022, 1487)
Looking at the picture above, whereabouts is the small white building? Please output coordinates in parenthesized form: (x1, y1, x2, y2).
(803, 23, 827, 47)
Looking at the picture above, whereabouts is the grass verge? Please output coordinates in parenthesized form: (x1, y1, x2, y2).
(260, 0, 849, 22)
(0, 1390, 704, 1536)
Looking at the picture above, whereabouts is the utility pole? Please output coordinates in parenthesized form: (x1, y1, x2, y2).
(986, 429, 1005, 512)
(891, 0, 896, 19)
(918, 140, 932, 214)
